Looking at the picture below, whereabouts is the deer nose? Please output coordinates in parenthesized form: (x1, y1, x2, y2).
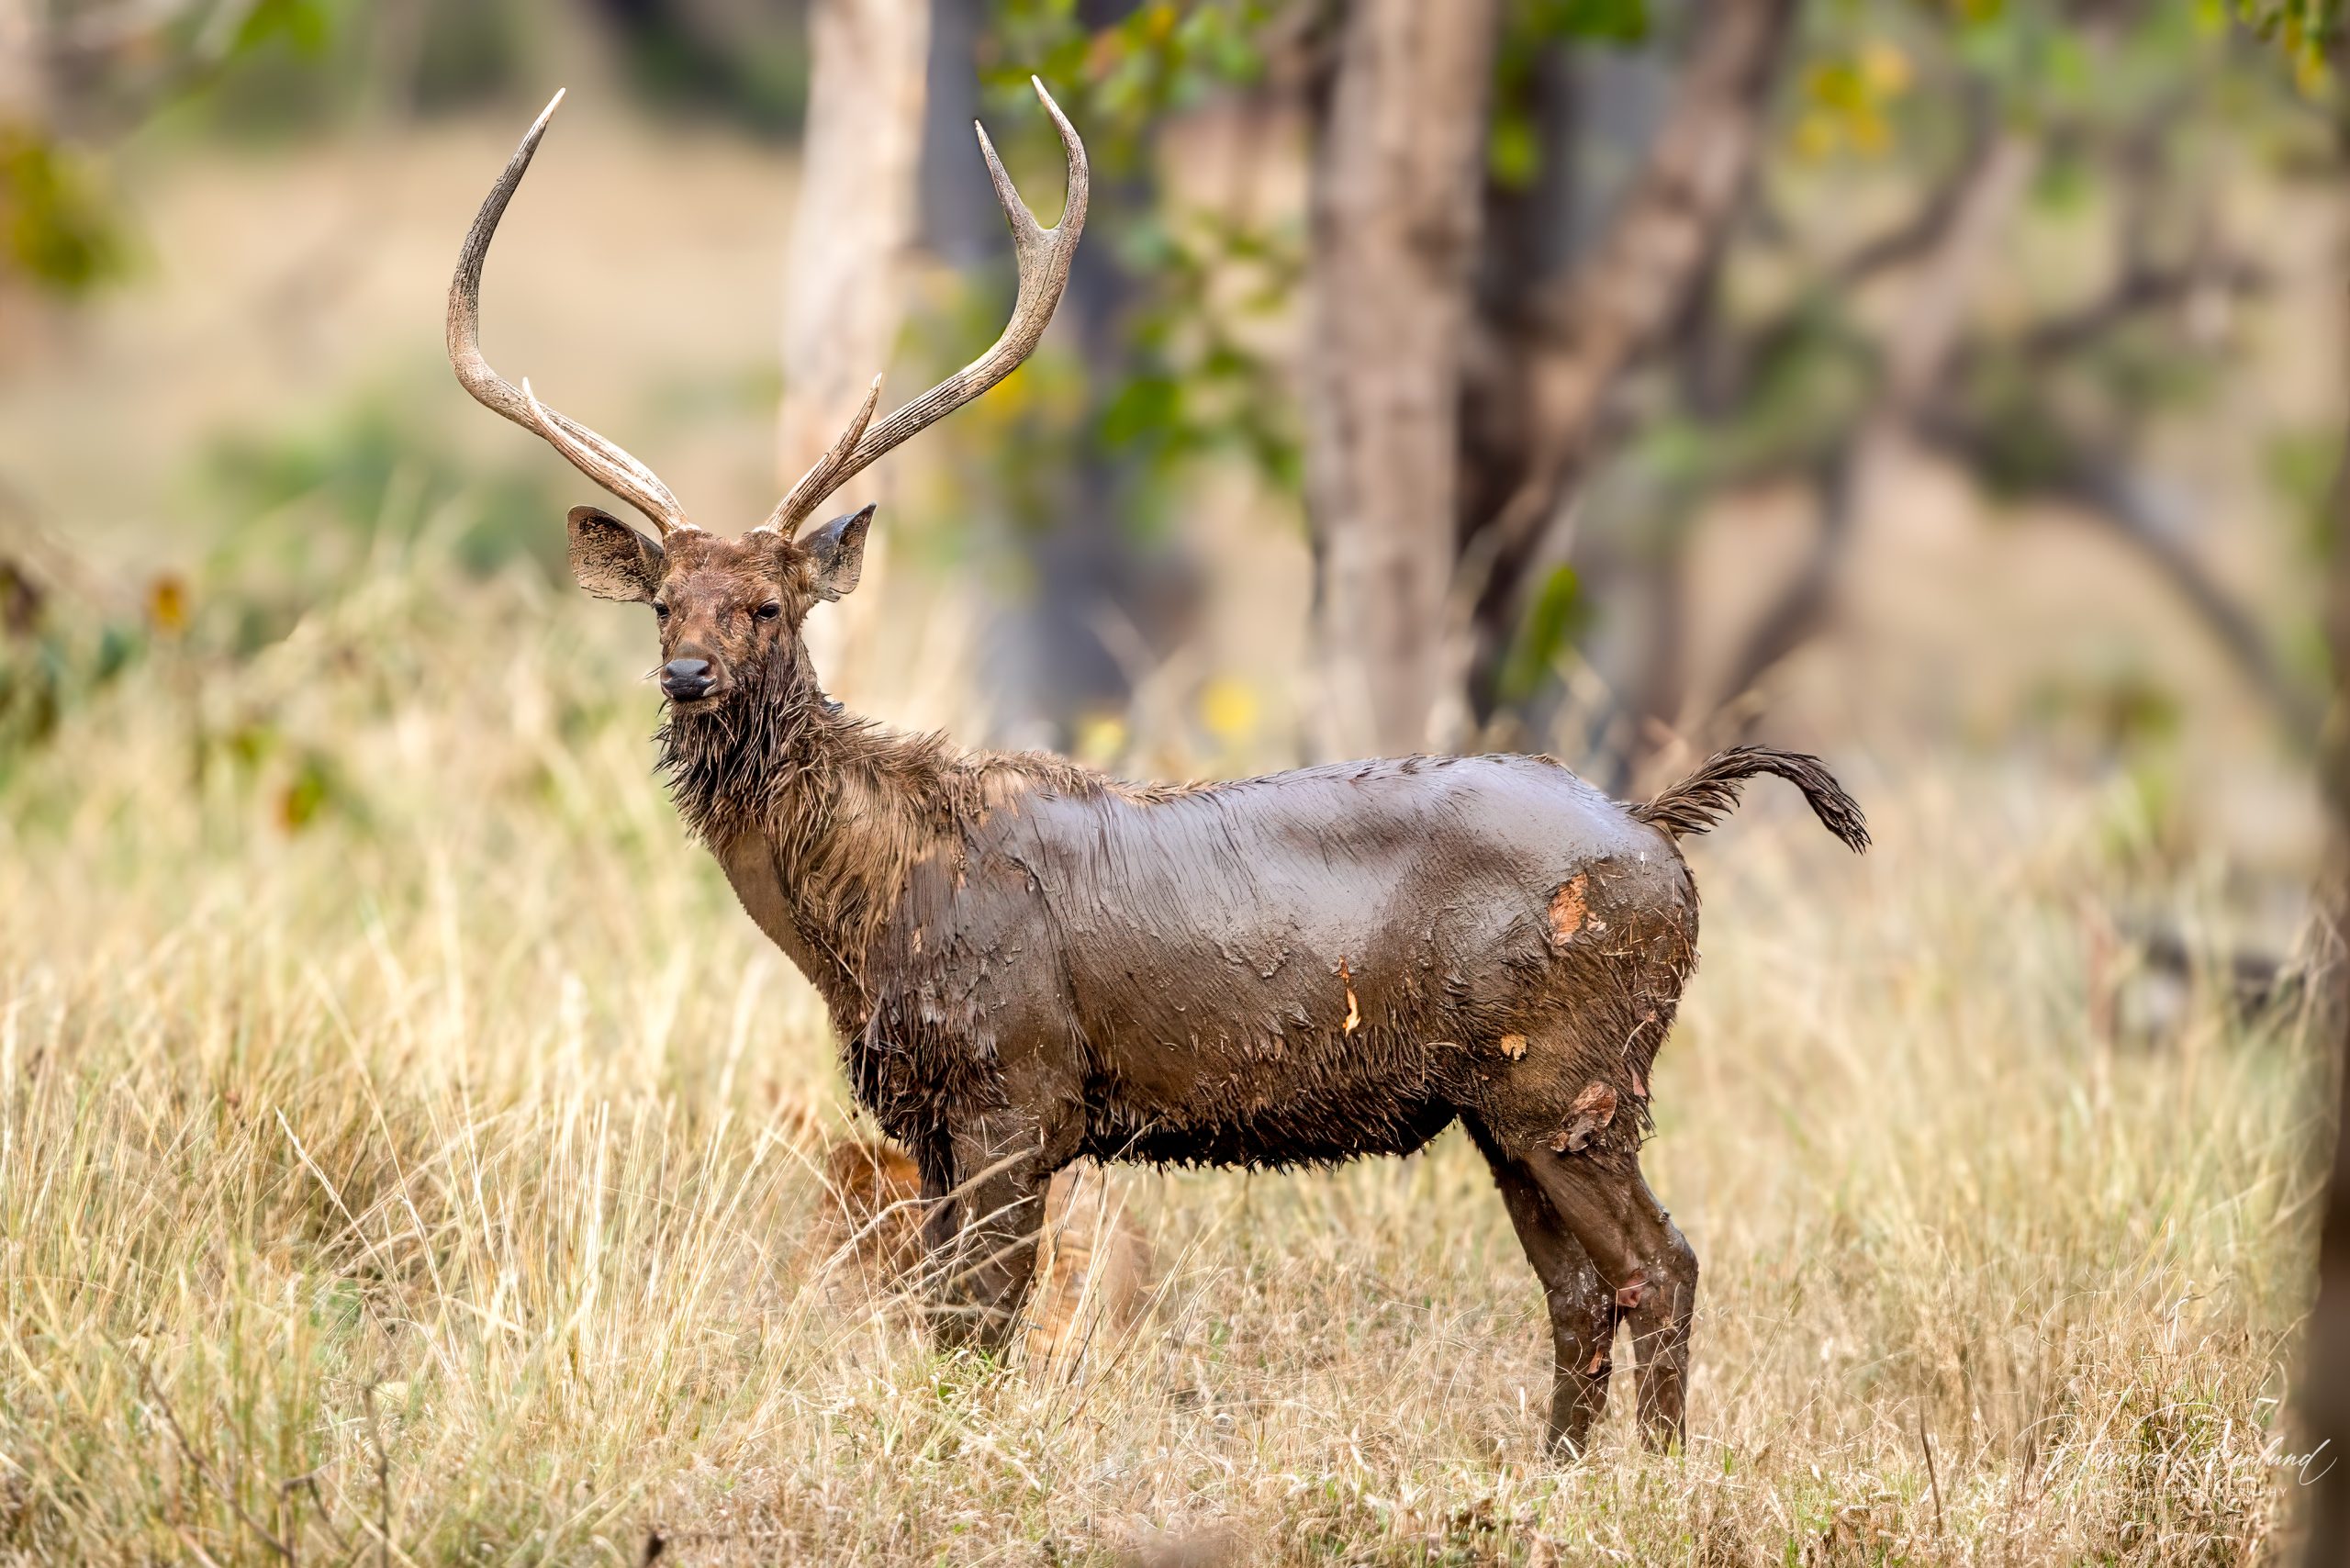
(662, 657, 714, 699)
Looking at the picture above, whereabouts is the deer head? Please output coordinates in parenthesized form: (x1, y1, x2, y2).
(447, 84, 1087, 709)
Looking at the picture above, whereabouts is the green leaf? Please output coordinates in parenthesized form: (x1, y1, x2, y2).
(1498, 566, 1589, 705)
(233, 0, 337, 60)
(1100, 375, 1182, 449)
(1488, 110, 1542, 189)
(1514, 0, 1650, 45)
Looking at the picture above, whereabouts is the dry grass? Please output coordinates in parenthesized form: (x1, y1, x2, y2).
(0, 515, 2326, 1565)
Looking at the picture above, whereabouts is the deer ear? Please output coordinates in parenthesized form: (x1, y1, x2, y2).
(805, 504, 876, 602)
(567, 505, 664, 602)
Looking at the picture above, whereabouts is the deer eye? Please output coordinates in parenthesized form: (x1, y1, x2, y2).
(756, 601, 782, 622)
(652, 602, 670, 620)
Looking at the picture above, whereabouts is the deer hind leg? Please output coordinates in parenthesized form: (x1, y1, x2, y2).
(921, 1113, 1063, 1355)
(1465, 1119, 1617, 1456)
(1514, 1142, 1697, 1450)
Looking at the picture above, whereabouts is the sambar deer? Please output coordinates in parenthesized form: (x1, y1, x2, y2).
(447, 83, 1867, 1454)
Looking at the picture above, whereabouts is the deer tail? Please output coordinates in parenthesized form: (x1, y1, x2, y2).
(1631, 745, 1870, 853)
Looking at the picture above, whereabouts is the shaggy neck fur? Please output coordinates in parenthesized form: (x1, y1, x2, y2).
(655, 644, 1113, 1024)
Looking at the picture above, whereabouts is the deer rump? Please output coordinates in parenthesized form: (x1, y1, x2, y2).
(856, 752, 1697, 1170)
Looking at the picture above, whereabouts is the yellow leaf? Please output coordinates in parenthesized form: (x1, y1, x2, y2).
(146, 574, 188, 633)
(1199, 676, 1259, 744)
(1075, 712, 1128, 768)
(1860, 41, 1911, 97)
(1792, 112, 1838, 162)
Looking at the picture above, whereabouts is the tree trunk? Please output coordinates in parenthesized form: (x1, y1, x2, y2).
(777, 0, 929, 684)
(778, 0, 931, 489)
(2307, 739, 2350, 1550)
(2297, 60, 2350, 1565)
(1304, 0, 1499, 759)
(0, 0, 46, 129)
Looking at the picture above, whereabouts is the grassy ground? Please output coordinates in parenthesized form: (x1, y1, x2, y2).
(0, 519, 2326, 1565)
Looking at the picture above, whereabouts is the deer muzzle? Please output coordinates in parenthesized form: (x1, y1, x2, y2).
(662, 656, 717, 702)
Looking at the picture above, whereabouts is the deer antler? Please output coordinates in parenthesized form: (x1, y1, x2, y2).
(448, 91, 693, 536)
(762, 75, 1089, 539)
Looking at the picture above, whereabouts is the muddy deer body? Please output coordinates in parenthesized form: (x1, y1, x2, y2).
(864, 753, 1692, 1170)
(448, 86, 1866, 1454)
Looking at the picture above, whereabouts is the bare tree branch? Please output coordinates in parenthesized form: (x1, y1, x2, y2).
(1711, 449, 1856, 732)
(2012, 252, 2267, 366)
(1462, 0, 1799, 620)
(1908, 419, 2324, 743)
(1830, 89, 1996, 288)
(1708, 131, 2038, 733)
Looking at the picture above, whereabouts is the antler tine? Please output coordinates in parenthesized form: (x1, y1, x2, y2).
(520, 376, 681, 531)
(764, 75, 1088, 536)
(448, 91, 692, 536)
(763, 374, 885, 538)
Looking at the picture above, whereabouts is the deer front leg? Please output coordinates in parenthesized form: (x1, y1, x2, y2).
(921, 1113, 1058, 1354)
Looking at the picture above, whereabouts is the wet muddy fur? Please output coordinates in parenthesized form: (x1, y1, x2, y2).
(661, 612, 1869, 1455)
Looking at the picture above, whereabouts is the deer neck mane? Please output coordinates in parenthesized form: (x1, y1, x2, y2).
(655, 651, 1136, 1027)
(655, 656, 966, 1023)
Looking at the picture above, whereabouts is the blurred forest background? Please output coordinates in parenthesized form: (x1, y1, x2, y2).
(2, 0, 2348, 1562)
(0, 0, 2337, 833)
